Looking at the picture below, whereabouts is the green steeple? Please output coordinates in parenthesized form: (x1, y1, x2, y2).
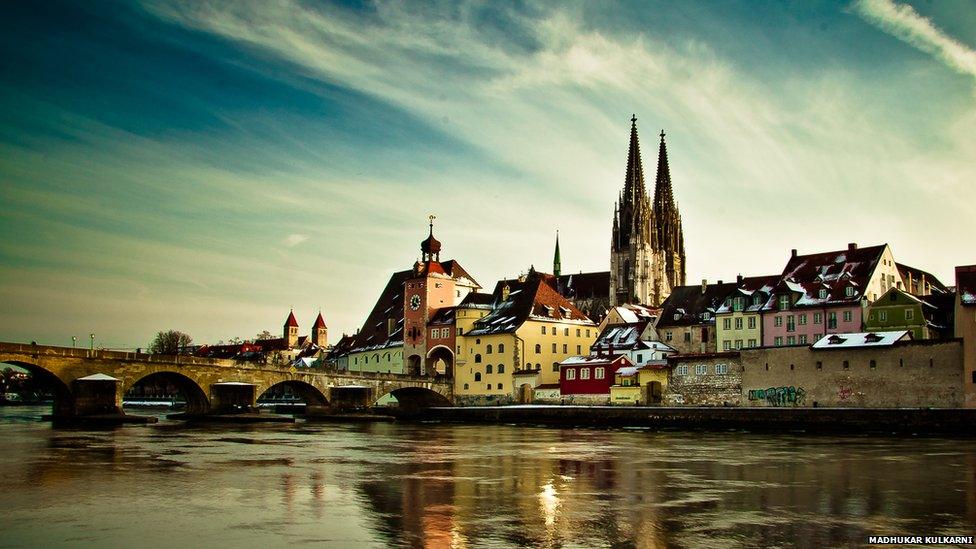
(553, 230, 561, 277)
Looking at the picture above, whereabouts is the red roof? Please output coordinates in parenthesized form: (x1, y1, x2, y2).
(312, 312, 326, 329)
(284, 311, 299, 327)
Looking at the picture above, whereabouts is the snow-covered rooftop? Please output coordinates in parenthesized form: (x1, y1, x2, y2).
(811, 330, 910, 349)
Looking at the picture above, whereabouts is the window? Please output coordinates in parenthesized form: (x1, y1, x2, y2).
(723, 318, 731, 330)
(735, 340, 743, 350)
(799, 314, 807, 326)
(498, 364, 505, 373)
(441, 328, 449, 338)
(486, 344, 493, 354)
(486, 364, 493, 374)
(564, 328, 569, 336)
(666, 331, 673, 341)
(734, 317, 743, 330)
(535, 344, 541, 353)
(562, 344, 568, 353)
(799, 335, 808, 344)
(774, 336, 783, 346)
(576, 345, 581, 354)
(748, 316, 756, 329)
(581, 368, 590, 380)
(733, 297, 744, 312)
(827, 312, 837, 329)
(695, 364, 707, 375)
(723, 341, 731, 351)
(566, 368, 576, 380)
(702, 312, 711, 320)
(475, 354, 482, 363)
(778, 295, 790, 310)
(816, 361, 822, 370)
(498, 343, 505, 353)
(586, 329, 591, 337)
(595, 367, 605, 379)
(430, 329, 437, 339)
(870, 360, 877, 369)
(457, 328, 463, 336)
(552, 363, 559, 372)
(684, 332, 691, 342)
(775, 316, 783, 327)
(715, 363, 728, 375)
(905, 308, 914, 320)
(842, 360, 849, 369)
(845, 286, 854, 297)
(552, 343, 557, 353)
(487, 384, 491, 390)
(814, 312, 823, 324)
(541, 326, 546, 335)
(818, 288, 828, 299)
(787, 336, 796, 345)
(879, 310, 888, 322)
(843, 310, 852, 323)
(748, 339, 757, 347)
(676, 365, 689, 376)
(576, 329, 581, 337)
(786, 315, 795, 332)
(752, 295, 762, 306)
(463, 383, 469, 390)
(474, 373, 482, 381)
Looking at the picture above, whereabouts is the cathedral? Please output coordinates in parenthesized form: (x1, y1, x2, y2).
(557, 115, 686, 316)
(610, 115, 686, 306)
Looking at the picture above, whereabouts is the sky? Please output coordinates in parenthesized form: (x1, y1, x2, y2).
(1, 0, 974, 349)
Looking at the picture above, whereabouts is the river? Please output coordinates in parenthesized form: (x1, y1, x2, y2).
(0, 405, 974, 548)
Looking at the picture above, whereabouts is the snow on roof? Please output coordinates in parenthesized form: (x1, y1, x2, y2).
(811, 330, 910, 349)
(616, 366, 640, 377)
(616, 307, 640, 324)
(76, 373, 119, 382)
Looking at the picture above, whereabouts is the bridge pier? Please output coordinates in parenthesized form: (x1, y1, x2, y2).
(210, 382, 257, 414)
(329, 386, 373, 412)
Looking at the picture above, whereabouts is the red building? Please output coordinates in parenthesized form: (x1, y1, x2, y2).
(559, 354, 633, 396)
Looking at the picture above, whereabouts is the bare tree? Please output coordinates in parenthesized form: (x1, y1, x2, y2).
(148, 330, 193, 355)
(255, 330, 274, 340)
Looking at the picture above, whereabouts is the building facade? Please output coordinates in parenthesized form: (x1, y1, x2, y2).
(956, 265, 976, 408)
(609, 117, 685, 307)
(665, 352, 742, 406)
(655, 280, 737, 354)
(865, 287, 954, 340)
(715, 275, 778, 351)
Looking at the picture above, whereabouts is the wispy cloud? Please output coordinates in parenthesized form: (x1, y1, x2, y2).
(854, 0, 976, 80)
(283, 233, 309, 247)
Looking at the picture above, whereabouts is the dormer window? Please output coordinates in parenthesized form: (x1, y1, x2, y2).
(733, 297, 744, 312)
(673, 313, 680, 321)
(752, 295, 761, 306)
(818, 289, 828, 299)
(702, 312, 711, 320)
(777, 294, 790, 311)
(845, 286, 854, 297)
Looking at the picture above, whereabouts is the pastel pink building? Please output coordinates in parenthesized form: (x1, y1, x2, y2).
(760, 243, 903, 347)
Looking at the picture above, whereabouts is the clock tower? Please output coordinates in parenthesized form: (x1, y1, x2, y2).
(403, 216, 456, 375)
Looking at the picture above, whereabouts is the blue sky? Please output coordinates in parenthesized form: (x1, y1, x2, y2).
(1, 0, 974, 348)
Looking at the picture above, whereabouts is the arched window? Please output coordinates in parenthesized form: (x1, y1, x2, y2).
(535, 344, 541, 353)
(487, 344, 493, 354)
(497, 364, 505, 374)
(496, 383, 502, 390)
(464, 383, 469, 390)
(474, 354, 482, 363)
(498, 343, 505, 353)
(475, 373, 482, 381)
(486, 384, 492, 390)
(486, 364, 493, 374)
(364, 356, 368, 364)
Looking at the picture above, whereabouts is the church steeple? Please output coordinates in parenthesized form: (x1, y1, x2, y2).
(553, 231, 561, 278)
(651, 130, 686, 289)
(653, 130, 676, 223)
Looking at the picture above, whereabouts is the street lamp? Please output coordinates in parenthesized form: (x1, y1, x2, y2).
(72, 336, 76, 348)
(90, 333, 94, 351)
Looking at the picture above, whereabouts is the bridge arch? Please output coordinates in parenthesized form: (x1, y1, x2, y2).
(123, 371, 210, 415)
(0, 359, 73, 416)
(425, 345, 454, 377)
(375, 386, 452, 410)
(257, 380, 329, 407)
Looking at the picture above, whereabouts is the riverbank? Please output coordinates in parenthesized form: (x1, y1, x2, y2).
(389, 405, 976, 435)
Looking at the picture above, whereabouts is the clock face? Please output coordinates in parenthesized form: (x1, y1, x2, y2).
(410, 294, 421, 310)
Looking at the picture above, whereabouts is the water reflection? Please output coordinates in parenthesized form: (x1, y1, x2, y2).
(0, 407, 974, 548)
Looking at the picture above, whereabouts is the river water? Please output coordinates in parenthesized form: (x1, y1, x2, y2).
(0, 406, 974, 548)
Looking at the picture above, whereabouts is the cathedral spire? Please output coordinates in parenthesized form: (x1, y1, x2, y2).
(653, 130, 675, 219)
(553, 230, 561, 278)
(624, 114, 647, 203)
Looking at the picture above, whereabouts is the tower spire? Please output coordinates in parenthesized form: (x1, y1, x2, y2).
(553, 230, 561, 278)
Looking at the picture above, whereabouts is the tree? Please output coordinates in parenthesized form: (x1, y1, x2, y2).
(148, 330, 193, 355)
(256, 330, 274, 340)
(228, 336, 242, 345)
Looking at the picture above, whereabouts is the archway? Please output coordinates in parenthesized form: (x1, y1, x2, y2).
(425, 346, 454, 378)
(1, 360, 72, 417)
(649, 381, 663, 405)
(518, 383, 533, 404)
(257, 380, 329, 414)
(406, 354, 422, 376)
(379, 387, 452, 411)
(124, 372, 210, 415)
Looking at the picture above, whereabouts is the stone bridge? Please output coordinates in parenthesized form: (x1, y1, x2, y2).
(0, 342, 453, 418)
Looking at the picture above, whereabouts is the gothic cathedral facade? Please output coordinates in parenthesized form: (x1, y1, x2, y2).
(610, 116, 686, 307)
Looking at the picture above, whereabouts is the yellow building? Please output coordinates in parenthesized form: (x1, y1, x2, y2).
(715, 275, 779, 352)
(455, 269, 597, 405)
(609, 363, 669, 405)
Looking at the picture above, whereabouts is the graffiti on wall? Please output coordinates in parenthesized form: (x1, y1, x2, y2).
(748, 386, 805, 406)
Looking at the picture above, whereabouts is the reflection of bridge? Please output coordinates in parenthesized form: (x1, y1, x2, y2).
(0, 342, 452, 418)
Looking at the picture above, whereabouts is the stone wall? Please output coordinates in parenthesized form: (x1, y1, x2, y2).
(740, 340, 964, 408)
(665, 353, 742, 406)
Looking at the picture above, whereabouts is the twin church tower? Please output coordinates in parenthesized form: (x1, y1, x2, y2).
(609, 115, 686, 307)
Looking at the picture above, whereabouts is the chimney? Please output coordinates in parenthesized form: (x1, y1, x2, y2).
(717, 280, 723, 285)
(701, 279, 707, 294)
(737, 274, 744, 285)
(848, 242, 857, 252)
(791, 249, 797, 258)
(608, 343, 614, 357)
